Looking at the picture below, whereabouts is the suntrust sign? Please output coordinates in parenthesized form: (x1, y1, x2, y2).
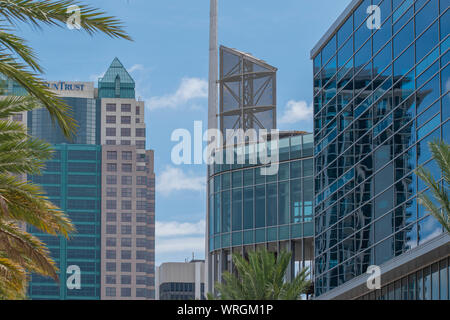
(44, 81, 85, 91)
(44, 81, 95, 98)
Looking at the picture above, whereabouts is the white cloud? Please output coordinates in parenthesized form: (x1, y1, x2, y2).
(147, 77, 208, 110)
(157, 166, 205, 196)
(128, 64, 144, 73)
(278, 100, 313, 124)
(156, 237, 205, 254)
(89, 72, 104, 82)
(155, 220, 205, 257)
(156, 220, 205, 238)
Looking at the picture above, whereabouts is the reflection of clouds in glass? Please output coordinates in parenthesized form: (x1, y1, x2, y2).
(446, 78, 450, 94)
(419, 216, 443, 244)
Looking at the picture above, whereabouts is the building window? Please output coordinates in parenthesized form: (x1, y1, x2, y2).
(106, 250, 116, 259)
(136, 251, 147, 260)
(106, 238, 116, 247)
(106, 200, 117, 210)
(121, 225, 132, 235)
(136, 118, 140, 124)
(136, 188, 147, 198)
(137, 166, 146, 172)
(121, 275, 131, 285)
(136, 263, 147, 273)
(106, 263, 116, 272)
(136, 128, 145, 137)
(106, 212, 117, 222)
(106, 187, 117, 197)
(106, 128, 116, 137)
(107, 151, 117, 160)
(136, 226, 146, 235)
(121, 250, 132, 260)
(136, 140, 146, 149)
(121, 104, 131, 112)
(122, 176, 132, 185)
(106, 104, 116, 112)
(136, 106, 140, 115)
(136, 201, 147, 211)
(121, 128, 131, 137)
(121, 238, 132, 247)
(121, 288, 132, 297)
(122, 163, 132, 172)
(136, 213, 147, 223)
(136, 238, 147, 248)
(106, 116, 116, 124)
(121, 212, 132, 223)
(106, 224, 117, 234)
(121, 116, 131, 124)
(106, 287, 116, 297)
(121, 188, 132, 198)
(121, 263, 131, 273)
(121, 140, 131, 146)
(106, 140, 116, 145)
(122, 151, 132, 161)
(106, 175, 117, 185)
(105, 275, 116, 285)
(136, 176, 147, 186)
(122, 200, 132, 210)
(107, 163, 117, 172)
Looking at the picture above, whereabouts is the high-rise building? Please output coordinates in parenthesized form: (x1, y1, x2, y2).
(4, 58, 156, 300)
(206, 131, 315, 294)
(311, 0, 449, 299)
(156, 260, 206, 300)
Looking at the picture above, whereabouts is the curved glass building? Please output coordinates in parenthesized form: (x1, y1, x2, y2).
(207, 132, 315, 291)
(311, 0, 449, 299)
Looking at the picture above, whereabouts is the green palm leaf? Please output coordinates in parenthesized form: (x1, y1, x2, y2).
(416, 140, 450, 233)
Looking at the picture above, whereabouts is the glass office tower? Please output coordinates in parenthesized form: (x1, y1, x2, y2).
(28, 145, 102, 300)
(207, 132, 315, 291)
(311, 0, 449, 299)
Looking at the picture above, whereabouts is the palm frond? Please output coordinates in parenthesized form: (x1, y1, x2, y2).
(0, 256, 27, 300)
(0, 173, 75, 238)
(0, 0, 132, 40)
(416, 140, 450, 233)
(0, 221, 58, 280)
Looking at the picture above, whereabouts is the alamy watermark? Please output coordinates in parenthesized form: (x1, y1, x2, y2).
(66, 265, 81, 290)
(366, 265, 381, 290)
(170, 121, 280, 175)
(367, 5, 381, 30)
(66, 5, 81, 30)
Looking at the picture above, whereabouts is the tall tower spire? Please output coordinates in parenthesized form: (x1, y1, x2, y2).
(208, 0, 218, 131)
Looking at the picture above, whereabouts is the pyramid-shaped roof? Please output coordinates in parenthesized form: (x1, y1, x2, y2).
(99, 57, 135, 84)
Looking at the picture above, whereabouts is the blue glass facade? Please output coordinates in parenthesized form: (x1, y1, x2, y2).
(208, 133, 314, 250)
(312, 0, 449, 297)
(28, 97, 97, 145)
(28, 144, 102, 300)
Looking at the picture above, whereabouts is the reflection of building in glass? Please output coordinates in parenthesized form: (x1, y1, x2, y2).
(311, 0, 449, 299)
(156, 260, 205, 300)
(206, 132, 315, 294)
(219, 46, 277, 138)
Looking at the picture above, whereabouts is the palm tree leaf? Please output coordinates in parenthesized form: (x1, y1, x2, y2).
(0, 173, 75, 238)
(0, 95, 41, 118)
(0, 256, 27, 299)
(0, 221, 58, 280)
(0, 52, 77, 138)
(0, 0, 132, 40)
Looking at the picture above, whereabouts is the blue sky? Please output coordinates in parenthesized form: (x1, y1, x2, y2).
(17, 0, 352, 265)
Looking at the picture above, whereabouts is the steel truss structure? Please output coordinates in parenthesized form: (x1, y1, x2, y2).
(219, 46, 277, 138)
